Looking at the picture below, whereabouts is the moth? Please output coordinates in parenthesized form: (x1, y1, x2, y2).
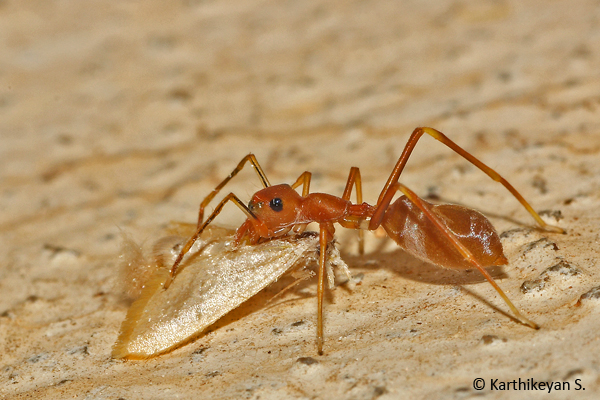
(112, 228, 351, 359)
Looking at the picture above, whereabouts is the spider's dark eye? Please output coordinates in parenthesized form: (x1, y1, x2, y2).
(269, 197, 283, 212)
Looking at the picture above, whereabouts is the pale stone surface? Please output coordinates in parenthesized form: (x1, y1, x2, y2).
(1, 0, 600, 399)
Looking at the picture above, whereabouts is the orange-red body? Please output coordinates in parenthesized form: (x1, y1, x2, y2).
(235, 184, 506, 271)
(167, 127, 562, 354)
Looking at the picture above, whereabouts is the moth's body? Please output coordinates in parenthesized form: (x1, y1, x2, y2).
(112, 232, 347, 359)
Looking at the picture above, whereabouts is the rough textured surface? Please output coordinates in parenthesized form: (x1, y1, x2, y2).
(1, 0, 600, 399)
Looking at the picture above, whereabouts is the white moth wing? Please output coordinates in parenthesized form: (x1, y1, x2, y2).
(112, 233, 320, 359)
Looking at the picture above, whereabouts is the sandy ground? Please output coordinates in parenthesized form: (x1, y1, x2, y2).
(1, 0, 600, 399)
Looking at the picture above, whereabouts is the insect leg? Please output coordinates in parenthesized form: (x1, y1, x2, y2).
(196, 154, 270, 228)
(317, 224, 327, 355)
(166, 192, 257, 288)
(342, 167, 365, 254)
(316, 222, 335, 355)
(369, 127, 564, 234)
(291, 171, 312, 197)
(395, 182, 539, 329)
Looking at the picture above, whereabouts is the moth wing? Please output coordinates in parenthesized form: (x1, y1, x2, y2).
(112, 234, 319, 359)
